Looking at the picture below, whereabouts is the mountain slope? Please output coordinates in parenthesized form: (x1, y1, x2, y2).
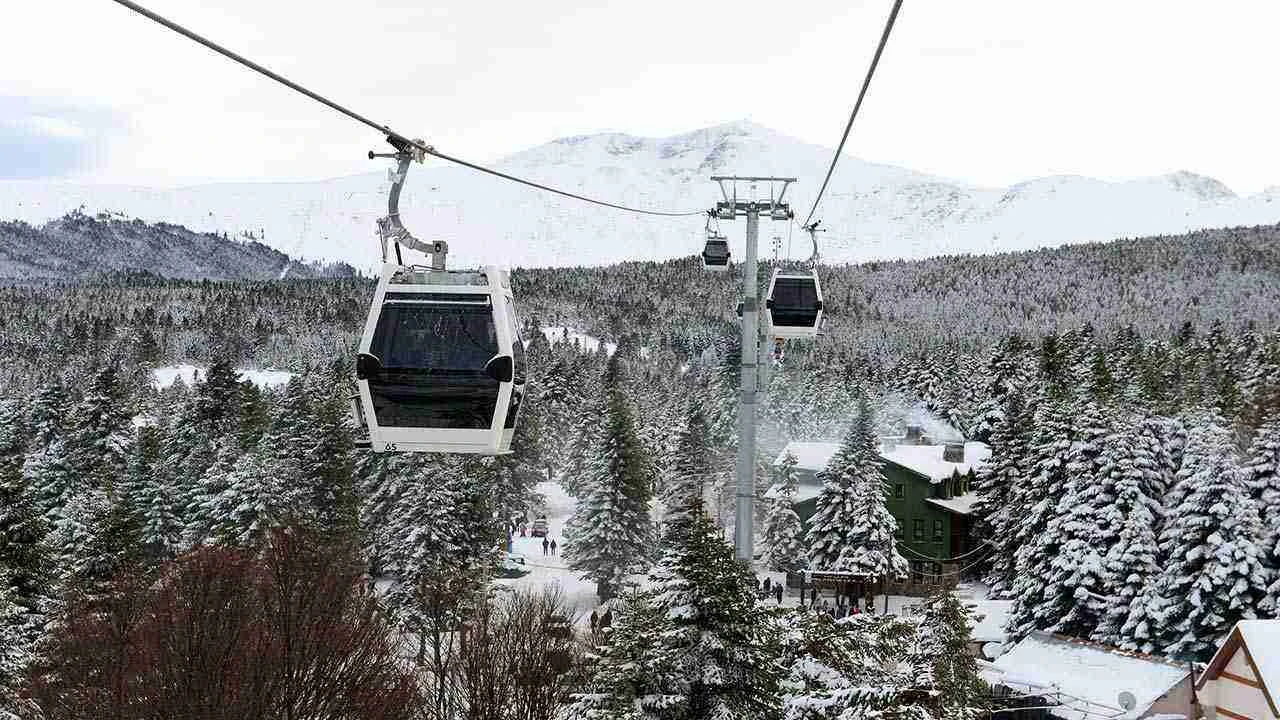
(1, 121, 1277, 270)
(0, 212, 356, 281)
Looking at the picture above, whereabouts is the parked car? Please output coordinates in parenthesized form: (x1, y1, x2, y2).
(530, 516, 549, 537)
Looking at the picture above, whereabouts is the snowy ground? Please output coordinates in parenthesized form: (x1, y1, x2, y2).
(496, 481, 602, 620)
(540, 326, 616, 356)
(151, 363, 294, 389)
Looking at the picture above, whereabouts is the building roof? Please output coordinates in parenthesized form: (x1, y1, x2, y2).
(774, 441, 842, 473)
(1197, 619, 1280, 717)
(880, 441, 992, 482)
(925, 493, 980, 516)
(762, 482, 822, 505)
(986, 632, 1189, 720)
(774, 440, 991, 484)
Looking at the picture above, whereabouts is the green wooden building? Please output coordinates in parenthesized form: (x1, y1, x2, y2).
(771, 430, 990, 588)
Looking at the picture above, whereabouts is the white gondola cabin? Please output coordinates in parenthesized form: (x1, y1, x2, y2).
(354, 263, 526, 454)
(765, 269, 823, 339)
(702, 238, 730, 271)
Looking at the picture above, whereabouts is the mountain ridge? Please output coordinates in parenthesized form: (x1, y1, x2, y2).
(1, 121, 1277, 271)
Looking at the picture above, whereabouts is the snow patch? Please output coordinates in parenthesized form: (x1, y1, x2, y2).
(540, 326, 617, 356)
(151, 364, 294, 389)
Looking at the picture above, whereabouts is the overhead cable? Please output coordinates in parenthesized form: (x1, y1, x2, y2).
(801, 0, 905, 227)
(106, 0, 705, 218)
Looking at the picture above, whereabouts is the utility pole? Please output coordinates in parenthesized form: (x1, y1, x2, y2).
(710, 176, 795, 561)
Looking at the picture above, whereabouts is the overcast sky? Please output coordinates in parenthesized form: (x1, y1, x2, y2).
(4, 0, 1279, 192)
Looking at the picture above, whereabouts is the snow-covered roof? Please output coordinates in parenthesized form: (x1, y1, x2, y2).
(773, 440, 991, 483)
(151, 363, 294, 389)
(879, 441, 991, 481)
(987, 633, 1189, 720)
(1239, 621, 1280, 695)
(773, 442, 841, 472)
(1199, 619, 1280, 715)
(925, 493, 980, 516)
(967, 599, 1013, 643)
(763, 482, 822, 504)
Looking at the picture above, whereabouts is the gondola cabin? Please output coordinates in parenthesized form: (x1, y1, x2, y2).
(354, 263, 526, 454)
(765, 269, 823, 339)
(702, 238, 730, 271)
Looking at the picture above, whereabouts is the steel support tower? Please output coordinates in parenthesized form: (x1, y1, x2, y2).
(710, 176, 796, 561)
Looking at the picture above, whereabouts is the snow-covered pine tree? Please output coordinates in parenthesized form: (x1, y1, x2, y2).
(557, 592, 674, 720)
(660, 405, 713, 545)
(1007, 339, 1077, 639)
(198, 446, 299, 547)
(564, 355, 654, 599)
(0, 582, 28, 713)
(972, 388, 1033, 597)
(1152, 415, 1269, 661)
(23, 383, 74, 522)
(1091, 418, 1165, 647)
(65, 364, 132, 498)
(805, 398, 907, 596)
(128, 424, 181, 560)
(1041, 396, 1112, 638)
(0, 451, 47, 617)
(780, 608, 928, 718)
(762, 451, 805, 574)
(1244, 418, 1280, 615)
(911, 583, 989, 720)
(641, 508, 783, 719)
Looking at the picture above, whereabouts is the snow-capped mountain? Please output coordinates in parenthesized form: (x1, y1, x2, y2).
(1, 121, 1277, 271)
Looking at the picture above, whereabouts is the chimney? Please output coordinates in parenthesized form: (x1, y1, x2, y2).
(905, 425, 924, 444)
(943, 442, 965, 463)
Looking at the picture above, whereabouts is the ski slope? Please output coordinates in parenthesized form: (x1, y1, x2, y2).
(3, 122, 1278, 271)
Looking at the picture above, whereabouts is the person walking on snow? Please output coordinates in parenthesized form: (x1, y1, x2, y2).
(775, 583, 783, 604)
(549, 539, 558, 556)
(542, 537, 550, 556)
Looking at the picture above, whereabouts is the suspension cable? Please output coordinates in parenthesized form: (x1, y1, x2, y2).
(800, 0, 905, 227)
(106, 0, 706, 218)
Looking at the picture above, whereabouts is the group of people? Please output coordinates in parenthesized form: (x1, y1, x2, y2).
(541, 537, 558, 556)
(756, 576, 785, 604)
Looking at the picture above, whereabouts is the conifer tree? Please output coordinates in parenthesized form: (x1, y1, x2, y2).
(762, 451, 804, 574)
(911, 584, 989, 720)
(1244, 419, 1280, 615)
(564, 355, 654, 599)
(1152, 416, 1269, 661)
(65, 364, 132, 496)
(1040, 397, 1112, 637)
(973, 388, 1033, 597)
(1092, 419, 1165, 647)
(1007, 385, 1075, 638)
(128, 424, 182, 560)
(566, 506, 782, 720)
(645, 509, 782, 719)
(23, 383, 74, 522)
(558, 593, 673, 720)
(660, 406, 713, 546)
(806, 398, 907, 595)
(0, 456, 47, 615)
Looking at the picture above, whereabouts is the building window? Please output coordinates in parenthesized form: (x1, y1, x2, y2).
(932, 562, 943, 577)
(933, 520, 944, 541)
(913, 519, 924, 540)
(910, 560, 924, 583)
(893, 483, 905, 499)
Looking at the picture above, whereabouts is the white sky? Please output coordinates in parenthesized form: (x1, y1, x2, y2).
(4, 0, 1279, 193)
